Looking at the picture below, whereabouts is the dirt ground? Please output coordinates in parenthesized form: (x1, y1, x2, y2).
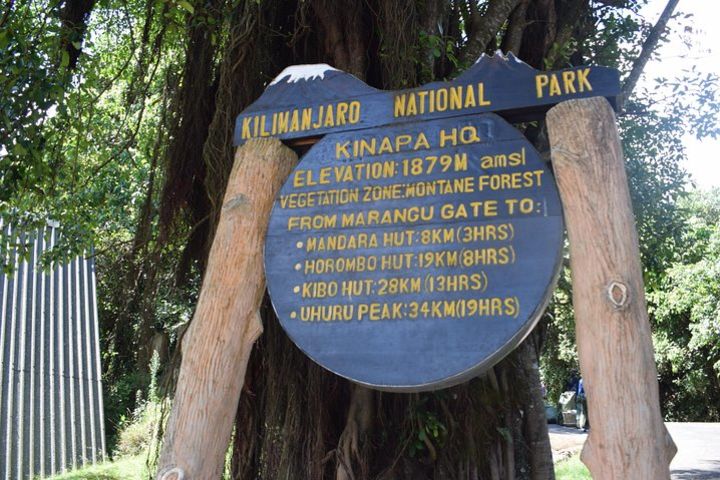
(548, 424, 587, 462)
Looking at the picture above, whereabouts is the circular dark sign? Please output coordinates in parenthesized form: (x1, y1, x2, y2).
(265, 114, 563, 391)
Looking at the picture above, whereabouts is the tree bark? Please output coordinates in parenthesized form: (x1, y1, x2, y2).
(545, 0, 590, 68)
(335, 386, 374, 480)
(546, 97, 676, 479)
(156, 138, 298, 479)
(515, 336, 555, 480)
(516, 0, 556, 69)
(461, 0, 521, 64)
(500, 0, 529, 55)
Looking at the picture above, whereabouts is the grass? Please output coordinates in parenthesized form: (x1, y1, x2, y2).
(42, 448, 589, 480)
(555, 453, 591, 480)
(44, 454, 146, 480)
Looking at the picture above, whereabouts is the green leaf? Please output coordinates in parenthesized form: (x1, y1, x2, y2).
(496, 427, 512, 442)
(178, 0, 194, 14)
(60, 50, 70, 68)
(13, 143, 27, 155)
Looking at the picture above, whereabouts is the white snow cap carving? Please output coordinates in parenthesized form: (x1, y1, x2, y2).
(269, 64, 339, 85)
(475, 50, 530, 66)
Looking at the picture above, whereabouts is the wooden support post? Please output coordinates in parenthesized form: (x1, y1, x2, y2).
(156, 138, 298, 480)
(546, 97, 676, 479)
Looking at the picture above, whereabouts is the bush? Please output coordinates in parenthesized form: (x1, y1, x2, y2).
(114, 352, 164, 458)
(113, 400, 162, 457)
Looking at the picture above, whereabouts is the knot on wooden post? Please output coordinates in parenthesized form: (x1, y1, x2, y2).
(157, 466, 185, 480)
(606, 280, 629, 310)
(222, 194, 249, 212)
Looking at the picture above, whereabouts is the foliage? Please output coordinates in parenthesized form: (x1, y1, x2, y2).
(540, 7, 720, 409)
(50, 353, 163, 477)
(650, 189, 720, 421)
(407, 395, 449, 458)
(113, 401, 163, 458)
(1, 0, 184, 259)
(113, 353, 164, 457)
(543, 189, 720, 420)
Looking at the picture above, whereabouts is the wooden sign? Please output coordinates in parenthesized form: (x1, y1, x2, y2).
(158, 56, 671, 478)
(264, 112, 563, 390)
(234, 52, 620, 146)
(255, 54, 618, 391)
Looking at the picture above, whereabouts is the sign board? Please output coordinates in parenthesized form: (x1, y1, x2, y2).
(235, 52, 620, 146)
(241, 52, 619, 391)
(265, 114, 563, 390)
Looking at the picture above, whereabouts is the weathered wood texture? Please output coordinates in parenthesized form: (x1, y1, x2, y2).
(547, 97, 676, 479)
(156, 138, 298, 480)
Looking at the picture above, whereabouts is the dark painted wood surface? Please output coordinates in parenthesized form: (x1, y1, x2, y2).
(234, 52, 620, 146)
(264, 114, 563, 391)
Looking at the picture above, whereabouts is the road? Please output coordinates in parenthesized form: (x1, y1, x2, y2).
(549, 422, 720, 479)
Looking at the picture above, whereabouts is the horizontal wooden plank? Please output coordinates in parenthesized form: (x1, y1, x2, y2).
(234, 52, 620, 146)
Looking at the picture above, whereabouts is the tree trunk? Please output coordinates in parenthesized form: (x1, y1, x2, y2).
(514, 333, 556, 480)
(230, 311, 554, 480)
(546, 97, 676, 479)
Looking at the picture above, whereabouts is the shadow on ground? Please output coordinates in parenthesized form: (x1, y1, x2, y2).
(672, 459, 720, 480)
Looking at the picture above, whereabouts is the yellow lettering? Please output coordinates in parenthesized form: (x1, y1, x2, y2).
(259, 115, 270, 136)
(436, 88, 448, 111)
(394, 94, 406, 117)
(348, 101, 361, 123)
(301, 108, 312, 130)
(549, 75, 562, 96)
(418, 91, 429, 113)
(406, 95, 417, 115)
(477, 83, 491, 106)
(323, 105, 334, 127)
(577, 68, 592, 92)
(336, 141, 350, 159)
(414, 133, 430, 150)
(535, 74, 549, 98)
(562, 71, 577, 94)
(277, 111, 289, 133)
(336, 102, 348, 124)
(464, 85, 476, 107)
(449, 86, 462, 110)
(241, 117, 251, 139)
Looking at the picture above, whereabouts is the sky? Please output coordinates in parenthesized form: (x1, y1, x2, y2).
(640, 0, 720, 191)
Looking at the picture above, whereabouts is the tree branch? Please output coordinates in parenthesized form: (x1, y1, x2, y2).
(622, 0, 680, 100)
(58, 0, 96, 71)
(499, 0, 529, 55)
(461, 0, 521, 64)
(0, 0, 14, 29)
(516, 0, 555, 69)
(545, 0, 590, 68)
